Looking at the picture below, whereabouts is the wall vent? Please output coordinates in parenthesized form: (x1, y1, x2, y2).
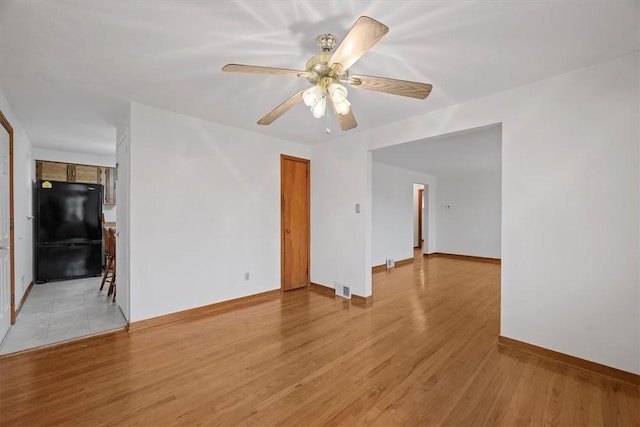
(386, 258, 395, 268)
(335, 282, 351, 299)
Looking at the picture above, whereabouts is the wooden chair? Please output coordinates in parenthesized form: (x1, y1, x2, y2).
(100, 227, 116, 302)
(107, 227, 117, 302)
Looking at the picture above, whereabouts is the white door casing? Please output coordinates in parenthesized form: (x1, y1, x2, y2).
(0, 124, 11, 341)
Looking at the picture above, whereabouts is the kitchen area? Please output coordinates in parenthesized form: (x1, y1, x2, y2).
(0, 158, 126, 354)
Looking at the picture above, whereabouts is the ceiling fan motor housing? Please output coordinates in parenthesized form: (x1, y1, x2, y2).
(306, 34, 348, 85)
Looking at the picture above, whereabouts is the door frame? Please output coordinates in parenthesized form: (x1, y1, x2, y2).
(417, 188, 424, 249)
(0, 109, 15, 324)
(280, 154, 310, 291)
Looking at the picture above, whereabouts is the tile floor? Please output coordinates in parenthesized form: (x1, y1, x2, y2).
(0, 276, 127, 355)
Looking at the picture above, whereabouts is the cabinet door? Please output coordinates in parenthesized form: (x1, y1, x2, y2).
(98, 167, 116, 204)
(105, 167, 116, 204)
(36, 161, 69, 182)
(72, 165, 99, 184)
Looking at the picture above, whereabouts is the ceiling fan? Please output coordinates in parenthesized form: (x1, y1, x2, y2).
(222, 16, 432, 131)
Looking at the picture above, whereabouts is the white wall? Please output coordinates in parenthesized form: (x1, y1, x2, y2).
(436, 170, 501, 258)
(127, 103, 310, 322)
(0, 89, 34, 305)
(353, 53, 639, 374)
(33, 147, 117, 222)
(33, 147, 115, 167)
(371, 162, 435, 267)
(310, 132, 372, 297)
(115, 109, 130, 321)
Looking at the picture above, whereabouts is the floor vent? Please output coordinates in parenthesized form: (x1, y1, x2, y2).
(335, 283, 351, 299)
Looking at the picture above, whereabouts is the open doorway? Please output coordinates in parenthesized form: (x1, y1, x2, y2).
(371, 123, 502, 284)
(413, 184, 424, 250)
(0, 143, 128, 355)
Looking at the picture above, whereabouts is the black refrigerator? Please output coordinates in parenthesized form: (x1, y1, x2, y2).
(34, 180, 104, 283)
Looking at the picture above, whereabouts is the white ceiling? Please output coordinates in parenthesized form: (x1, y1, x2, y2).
(373, 124, 502, 177)
(0, 1, 638, 155)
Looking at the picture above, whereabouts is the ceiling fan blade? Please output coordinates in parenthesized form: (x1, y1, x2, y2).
(349, 74, 433, 99)
(328, 91, 357, 131)
(335, 109, 357, 131)
(257, 89, 305, 125)
(328, 16, 389, 73)
(222, 64, 310, 78)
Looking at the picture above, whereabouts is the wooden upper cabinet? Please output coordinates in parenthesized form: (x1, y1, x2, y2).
(98, 166, 116, 205)
(35, 161, 70, 182)
(71, 164, 99, 184)
(36, 160, 116, 205)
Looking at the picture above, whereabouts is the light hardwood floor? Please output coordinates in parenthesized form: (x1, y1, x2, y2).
(1, 253, 638, 426)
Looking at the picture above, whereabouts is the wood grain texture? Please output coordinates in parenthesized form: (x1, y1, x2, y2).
(222, 64, 309, 78)
(329, 16, 389, 72)
(329, 95, 357, 131)
(371, 264, 387, 273)
(310, 282, 372, 305)
(1, 252, 638, 426)
(350, 294, 373, 306)
(0, 109, 15, 324)
(426, 252, 501, 264)
(310, 282, 335, 297)
(350, 74, 433, 99)
(335, 108, 357, 131)
(394, 257, 414, 267)
(498, 335, 640, 385)
(129, 289, 281, 332)
(371, 256, 414, 272)
(36, 160, 68, 182)
(258, 90, 305, 125)
(15, 280, 33, 317)
(72, 164, 99, 184)
(280, 155, 310, 291)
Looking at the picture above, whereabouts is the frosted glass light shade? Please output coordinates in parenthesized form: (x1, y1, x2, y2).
(334, 99, 351, 115)
(311, 97, 327, 118)
(328, 83, 348, 103)
(303, 85, 324, 107)
(328, 83, 350, 115)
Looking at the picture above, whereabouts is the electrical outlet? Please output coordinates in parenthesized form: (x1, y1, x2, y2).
(244, 272, 250, 281)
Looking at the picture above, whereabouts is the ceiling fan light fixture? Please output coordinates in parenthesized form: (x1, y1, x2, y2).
(224, 16, 431, 131)
(328, 82, 350, 115)
(303, 85, 324, 107)
(334, 98, 351, 115)
(328, 83, 348, 101)
(311, 96, 327, 118)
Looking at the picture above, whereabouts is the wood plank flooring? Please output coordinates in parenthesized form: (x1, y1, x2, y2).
(1, 253, 638, 426)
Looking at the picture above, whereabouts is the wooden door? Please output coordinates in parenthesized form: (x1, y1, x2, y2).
(0, 111, 13, 341)
(281, 155, 310, 291)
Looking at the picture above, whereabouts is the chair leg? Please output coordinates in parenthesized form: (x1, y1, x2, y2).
(100, 257, 113, 291)
(108, 274, 116, 302)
